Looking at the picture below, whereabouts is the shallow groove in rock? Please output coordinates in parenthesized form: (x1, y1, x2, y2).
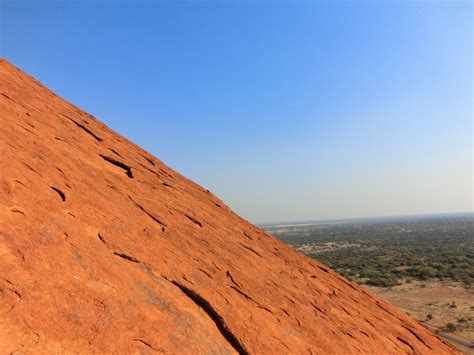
(113, 252, 140, 263)
(360, 330, 369, 337)
(50, 186, 66, 202)
(162, 182, 176, 190)
(309, 301, 327, 315)
(16, 124, 35, 134)
(185, 214, 203, 228)
(10, 208, 26, 216)
(63, 114, 103, 142)
(1, 92, 14, 101)
(131, 338, 162, 352)
(159, 168, 173, 178)
(165, 278, 248, 355)
(239, 243, 262, 257)
(242, 231, 252, 240)
(226, 271, 242, 289)
(140, 154, 155, 166)
(100, 155, 133, 178)
(229, 285, 253, 301)
(97, 232, 141, 264)
(396, 337, 415, 352)
(108, 148, 122, 157)
(402, 326, 432, 349)
(318, 266, 329, 273)
(198, 268, 212, 278)
(97, 231, 108, 246)
(129, 196, 166, 229)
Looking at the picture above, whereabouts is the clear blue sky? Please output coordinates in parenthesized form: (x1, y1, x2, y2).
(1, 1, 472, 223)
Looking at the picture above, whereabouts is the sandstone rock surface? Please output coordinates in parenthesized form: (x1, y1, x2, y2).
(0, 59, 459, 354)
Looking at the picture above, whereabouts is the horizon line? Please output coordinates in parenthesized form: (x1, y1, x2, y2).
(256, 211, 474, 227)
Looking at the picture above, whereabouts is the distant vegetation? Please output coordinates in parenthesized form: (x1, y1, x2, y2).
(266, 214, 474, 287)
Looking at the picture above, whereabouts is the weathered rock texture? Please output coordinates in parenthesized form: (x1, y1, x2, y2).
(0, 59, 458, 354)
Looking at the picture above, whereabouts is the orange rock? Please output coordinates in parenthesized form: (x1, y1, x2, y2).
(0, 59, 459, 354)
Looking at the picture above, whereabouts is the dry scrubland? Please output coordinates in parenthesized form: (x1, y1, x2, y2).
(266, 214, 473, 351)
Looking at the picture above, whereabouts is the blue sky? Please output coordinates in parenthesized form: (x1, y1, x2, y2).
(1, 1, 472, 223)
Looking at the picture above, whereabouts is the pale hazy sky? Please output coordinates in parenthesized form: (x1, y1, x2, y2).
(2, 1, 472, 223)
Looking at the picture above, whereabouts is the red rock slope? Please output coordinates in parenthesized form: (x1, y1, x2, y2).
(0, 59, 458, 354)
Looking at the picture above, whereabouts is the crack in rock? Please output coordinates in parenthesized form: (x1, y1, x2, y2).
(402, 326, 432, 350)
(10, 208, 26, 216)
(169, 208, 202, 228)
(238, 243, 262, 257)
(97, 232, 141, 264)
(62, 114, 103, 142)
(100, 155, 133, 178)
(131, 338, 163, 352)
(128, 196, 166, 230)
(50, 186, 66, 202)
(396, 337, 415, 352)
(164, 277, 248, 355)
(113, 252, 140, 263)
(226, 271, 243, 289)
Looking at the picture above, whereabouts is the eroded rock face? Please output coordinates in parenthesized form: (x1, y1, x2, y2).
(0, 59, 458, 354)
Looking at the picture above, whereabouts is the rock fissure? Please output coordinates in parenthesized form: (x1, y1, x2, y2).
(402, 326, 432, 350)
(164, 277, 248, 355)
(131, 338, 162, 352)
(50, 186, 66, 202)
(113, 252, 140, 263)
(128, 196, 166, 229)
(226, 271, 242, 289)
(140, 154, 155, 166)
(1, 92, 15, 102)
(62, 114, 103, 142)
(10, 208, 26, 216)
(99, 155, 133, 178)
(16, 124, 35, 135)
(185, 214, 203, 228)
(97, 232, 141, 264)
(107, 148, 122, 157)
(396, 337, 415, 352)
(238, 243, 262, 257)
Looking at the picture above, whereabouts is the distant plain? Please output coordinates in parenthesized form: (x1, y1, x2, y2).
(265, 213, 474, 349)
